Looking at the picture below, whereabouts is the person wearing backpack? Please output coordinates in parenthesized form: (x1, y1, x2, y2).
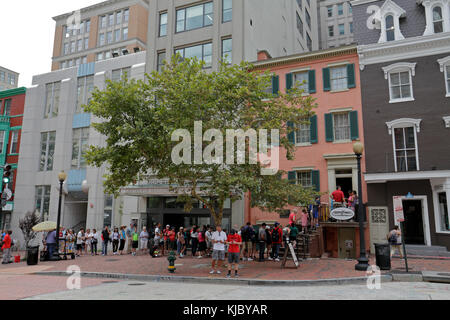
(241, 222, 254, 261)
(257, 223, 267, 262)
(387, 226, 403, 259)
(269, 223, 283, 262)
(265, 226, 272, 260)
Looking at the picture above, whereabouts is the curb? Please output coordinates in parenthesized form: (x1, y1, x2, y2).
(34, 270, 394, 287)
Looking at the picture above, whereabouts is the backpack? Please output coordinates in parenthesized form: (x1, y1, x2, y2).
(265, 229, 272, 244)
(388, 231, 398, 244)
(271, 228, 280, 243)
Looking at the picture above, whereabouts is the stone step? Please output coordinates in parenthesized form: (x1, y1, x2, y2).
(404, 245, 450, 257)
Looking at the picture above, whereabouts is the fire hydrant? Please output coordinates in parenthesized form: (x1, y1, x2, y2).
(167, 251, 176, 273)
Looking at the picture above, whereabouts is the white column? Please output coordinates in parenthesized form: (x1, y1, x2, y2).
(443, 0, 450, 32)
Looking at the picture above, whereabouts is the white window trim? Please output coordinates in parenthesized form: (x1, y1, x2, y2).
(386, 118, 421, 172)
(332, 112, 351, 143)
(382, 62, 416, 103)
(9, 131, 18, 154)
(374, 0, 406, 43)
(443, 116, 450, 128)
(437, 56, 450, 97)
(419, 0, 450, 36)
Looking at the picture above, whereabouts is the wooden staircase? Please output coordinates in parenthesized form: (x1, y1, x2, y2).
(279, 226, 324, 259)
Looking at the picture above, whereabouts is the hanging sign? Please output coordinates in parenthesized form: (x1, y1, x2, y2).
(393, 196, 404, 223)
(330, 207, 355, 221)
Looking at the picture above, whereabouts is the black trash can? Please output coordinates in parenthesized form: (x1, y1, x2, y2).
(374, 243, 391, 270)
(26, 246, 40, 266)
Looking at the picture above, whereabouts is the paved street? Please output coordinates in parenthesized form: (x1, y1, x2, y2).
(23, 278, 450, 300)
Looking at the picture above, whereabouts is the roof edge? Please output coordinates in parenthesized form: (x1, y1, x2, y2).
(0, 87, 27, 99)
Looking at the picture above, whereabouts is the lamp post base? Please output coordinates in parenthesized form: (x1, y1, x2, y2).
(355, 256, 370, 271)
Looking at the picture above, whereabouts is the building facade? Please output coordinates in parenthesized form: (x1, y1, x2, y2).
(51, 0, 149, 71)
(319, 0, 354, 49)
(249, 45, 370, 257)
(0, 67, 19, 92)
(0, 87, 26, 230)
(353, 0, 450, 249)
(146, 0, 320, 72)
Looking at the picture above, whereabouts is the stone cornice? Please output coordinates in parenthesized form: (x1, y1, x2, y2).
(358, 32, 450, 69)
(251, 45, 358, 70)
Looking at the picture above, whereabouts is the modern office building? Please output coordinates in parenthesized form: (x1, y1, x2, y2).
(51, 0, 149, 71)
(0, 87, 26, 230)
(319, 0, 354, 49)
(146, 0, 320, 72)
(0, 67, 19, 92)
(353, 0, 450, 250)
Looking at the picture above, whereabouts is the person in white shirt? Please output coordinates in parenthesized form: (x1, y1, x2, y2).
(210, 225, 227, 274)
(139, 227, 149, 254)
(76, 229, 84, 257)
(205, 226, 213, 257)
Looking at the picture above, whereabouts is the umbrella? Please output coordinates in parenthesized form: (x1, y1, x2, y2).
(32, 221, 57, 232)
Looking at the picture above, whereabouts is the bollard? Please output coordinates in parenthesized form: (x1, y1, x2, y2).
(167, 251, 176, 273)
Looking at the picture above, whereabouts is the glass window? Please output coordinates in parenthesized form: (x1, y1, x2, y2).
(296, 120, 310, 144)
(105, 51, 111, 59)
(296, 12, 303, 35)
(101, 16, 107, 29)
(339, 24, 345, 35)
(84, 37, 89, 50)
(82, 56, 87, 64)
(350, 22, 353, 33)
(389, 71, 411, 100)
(71, 41, 75, 53)
(327, 6, 333, 17)
(114, 29, 120, 42)
(64, 43, 69, 55)
(222, 38, 232, 64)
(338, 4, 343, 15)
(433, 6, 443, 33)
(35, 186, 51, 222)
(107, 31, 113, 44)
(116, 11, 122, 25)
(328, 25, 334, 37)
(297, 171, 312, 188)
(176, 2, 213, 32)
(333, 113, 350, 141)
(394, 127, 417, 172)
(446, 65, 450, 93)
(157, 51, 166, 72)
(3, 99, 11, 116)
(386, 15, 395, 41)
(97, 52, 103, 61)
(176, 43, 213, 68)
(159, 12, 168, 37)
(76, 76, 94, 113)
(10, 130, 19, 154)
(330, 66, 347, 91)
(124, 9, 129, 23)
(0, 131, 5, 153)
(122, 27, 128, 40)
(294, 71, 309, 92)
(86, 20, 91, 33)
(39, 131, 56, 171)
(108, 14, 114, 27)
(111, 67, 130, 82)
(349, 3, 352, 14)
(186, 5, 204, 30)
(99, 33, 105, 46)
(79, 21, 84, 35)
(44, 82, 60, 118)
(438, 192, 449, 231)
(77, 39, 83, 51)
(223, 0, 232, 22)
(71, 127, 90, 169)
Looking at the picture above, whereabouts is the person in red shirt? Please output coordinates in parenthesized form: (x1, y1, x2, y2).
(226, 229, 242, 278)
(331, 186, 346, 207)
(162, 225, 170, 256)
(2, 230, 12, 264)
(269, 223, 283, 261)
(168, 227, 176, 251)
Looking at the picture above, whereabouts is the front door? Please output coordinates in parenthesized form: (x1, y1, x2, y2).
(338, 228, 356, 259)
(402, 200, 425, 245)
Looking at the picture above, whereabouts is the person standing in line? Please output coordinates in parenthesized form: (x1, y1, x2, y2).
(205, 226, 213, 257)
(132, 226, 139, 256)
(139, 226, 149, 255)
(257, 223, 267, 262)
(162, 225, 171, 256)
(101, 226, 110, 256)
(210, 225, 227, 274)
(126, 223, 133, 254)
(241, 222, 254, 262)
(168, 227, 176, 251)
(1, 230, 12, 264)
(197, 226, 207, 258)
(301, 209, 309, 234)
(226, 228, 242, 278)
(270, 223, 283, 262)
(265, 226, 272, 260)
(111, 227, 120, 255)
(288, 223, 299, 248)
(91, 229, 98, 255)
(289, 209, 297, 227)
(119, 226, 126, 255)
(66, 229, 75, 255)
(177, 227, 186, 258)
(310, 196, 321, 228)
(76, 228, 84, 257)
(85, 229, 92, 255)
(388, 226, 404, 259)
(191, 226, 199, 257)
(154, 223, 162, 254)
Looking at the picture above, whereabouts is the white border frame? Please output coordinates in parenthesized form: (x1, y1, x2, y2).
(437, 56, 450, 97)
(393, 195, 431, 246)
(431, 178, 450, 234)
(382, 62, 416, 103)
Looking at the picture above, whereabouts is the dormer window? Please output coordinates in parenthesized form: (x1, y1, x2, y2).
(433, 6, 443, 33)
(386, 15, 395, 41)
(419, 0, 450, 35)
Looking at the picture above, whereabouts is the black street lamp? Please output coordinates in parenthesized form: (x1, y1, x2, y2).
(55, 170, 67, 260)
(353, 141, 369, 271)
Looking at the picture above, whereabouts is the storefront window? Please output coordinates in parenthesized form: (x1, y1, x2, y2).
(438, 192, 449, 231)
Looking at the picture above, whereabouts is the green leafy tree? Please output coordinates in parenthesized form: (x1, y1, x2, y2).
(85, 56, 319, 226)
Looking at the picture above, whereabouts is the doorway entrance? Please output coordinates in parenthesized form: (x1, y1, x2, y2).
(336, 177, 353, 199)
(402, 200, 425, 245)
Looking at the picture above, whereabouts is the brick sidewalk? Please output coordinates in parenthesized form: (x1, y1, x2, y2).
(1, 252, 449, 280)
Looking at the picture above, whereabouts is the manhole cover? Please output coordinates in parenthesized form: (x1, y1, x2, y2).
(105, 259, 119, 262)
(128, 283, 146, 286)
(438, 273, 450, 277)
(102, 281, 119, 284)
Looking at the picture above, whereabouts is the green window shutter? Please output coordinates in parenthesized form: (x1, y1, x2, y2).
(325, 113, 334, 142)
(285, 73, 293, 91)
(347, 63, 356, 89)
(272, 75, 279, 96)
(350, 110, 359, 140)
(311, 170, 320, 192)
(287, 121, 295, 144)
(310, 115, 318, 144)
(308, 70, 316, 93)
(323, 67, 331, 91)
(288, 171, 297, 184)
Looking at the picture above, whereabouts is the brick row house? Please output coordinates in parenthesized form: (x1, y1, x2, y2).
(248, 45, 370, 258)
(352, 0, 450, 250)
(0, 87, 26, 229)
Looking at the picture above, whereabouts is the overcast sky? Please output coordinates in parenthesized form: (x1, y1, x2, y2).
(0, 0, 104, 87)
